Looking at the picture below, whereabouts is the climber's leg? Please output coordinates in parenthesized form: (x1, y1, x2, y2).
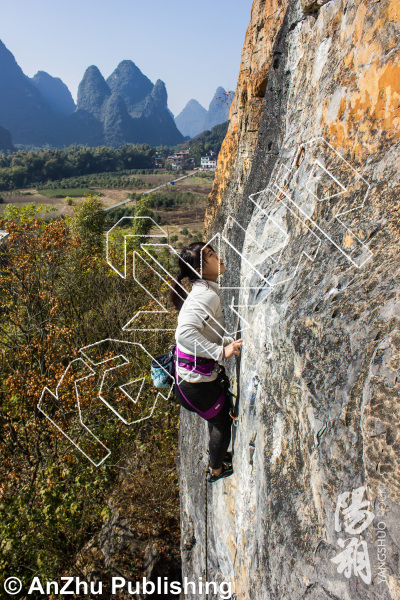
(173, 377, 233, 475)
(206, 397, 232, 472)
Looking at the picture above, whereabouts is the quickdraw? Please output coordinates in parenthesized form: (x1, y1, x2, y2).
(229, 405, 239, 427)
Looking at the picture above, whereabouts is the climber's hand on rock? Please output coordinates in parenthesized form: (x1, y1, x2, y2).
(224, 339, 243, 359)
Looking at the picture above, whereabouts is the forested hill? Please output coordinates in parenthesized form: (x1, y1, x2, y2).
(175, 121, 229, 159)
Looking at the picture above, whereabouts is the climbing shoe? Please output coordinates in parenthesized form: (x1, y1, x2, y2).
(206, 462, 233, 483)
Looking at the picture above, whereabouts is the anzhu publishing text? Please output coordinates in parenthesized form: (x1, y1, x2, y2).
(27, 575, 233, 598)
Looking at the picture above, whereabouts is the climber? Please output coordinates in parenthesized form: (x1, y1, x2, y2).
(170, 242, 243, 483)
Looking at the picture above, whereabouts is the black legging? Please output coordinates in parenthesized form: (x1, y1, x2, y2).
(174, 376, 232, 470)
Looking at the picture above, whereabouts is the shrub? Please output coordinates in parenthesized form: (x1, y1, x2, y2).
(70, 194, 105, 251)
(2, 202, 55, 223)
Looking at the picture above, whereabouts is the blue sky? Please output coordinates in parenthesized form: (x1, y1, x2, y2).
(1, 0, 253, 116)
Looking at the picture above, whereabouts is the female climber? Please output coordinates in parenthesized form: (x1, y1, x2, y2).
(170, 241, 243, 482)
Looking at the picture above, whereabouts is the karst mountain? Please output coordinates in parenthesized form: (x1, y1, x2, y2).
(0, 39, 184, 148)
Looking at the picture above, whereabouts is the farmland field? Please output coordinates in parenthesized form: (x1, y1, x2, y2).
(0, 170, 215, 243)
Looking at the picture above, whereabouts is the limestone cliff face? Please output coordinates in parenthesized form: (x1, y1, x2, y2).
(178, 1, 400, 599)
(204, 0, 289, 232)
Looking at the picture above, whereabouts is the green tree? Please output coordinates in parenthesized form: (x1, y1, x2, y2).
(3, 202, 55, 223)
(132, 196, 154, 248)
(70, 193, 105, 251)
(189, 143, 204, 167)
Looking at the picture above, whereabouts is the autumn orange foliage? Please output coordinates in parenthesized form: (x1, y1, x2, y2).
(0, 214, 180, 585)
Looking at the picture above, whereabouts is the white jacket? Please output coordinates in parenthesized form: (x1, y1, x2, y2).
(175, 279, 234, 382)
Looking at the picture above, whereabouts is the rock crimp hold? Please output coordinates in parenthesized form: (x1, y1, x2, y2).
(301, 0, 333, 14)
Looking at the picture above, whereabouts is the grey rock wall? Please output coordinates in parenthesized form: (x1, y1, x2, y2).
(177, 0, 400, 598)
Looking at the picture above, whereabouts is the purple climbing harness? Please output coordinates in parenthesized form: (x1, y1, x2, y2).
(176, 347, 215, 376)
(174, 346, 225, 419)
